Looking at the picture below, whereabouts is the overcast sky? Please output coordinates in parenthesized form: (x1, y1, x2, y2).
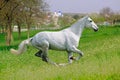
(45, 0, 120, 13)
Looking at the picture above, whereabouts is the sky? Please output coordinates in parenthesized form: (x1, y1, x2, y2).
(45, 0, 120, 13)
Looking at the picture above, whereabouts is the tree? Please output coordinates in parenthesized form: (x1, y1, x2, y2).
(99, 7, 114, 21)
(16, 0, 49, 38)
(0, 0, 10, 10)
(0, 0, 10, 33)
(0, 0, 19, 46)
(0, 0, 49, 46)
(73, 14, 80, 20)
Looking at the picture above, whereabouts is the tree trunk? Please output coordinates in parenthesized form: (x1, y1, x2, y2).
(6, 16, 13, 46)
(17, 22, 21, 39)
(1, 26, 5, 33)
(6, 23, 12, 46)
(27, 23, 30, 39)
(4, 3, 18, 46)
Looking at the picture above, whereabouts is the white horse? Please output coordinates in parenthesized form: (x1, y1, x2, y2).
(10, 16, 98, 65)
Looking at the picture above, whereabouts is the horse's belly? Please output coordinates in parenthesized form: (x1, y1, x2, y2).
(49, 44, 66, 51)
(49, 40, 66, 51)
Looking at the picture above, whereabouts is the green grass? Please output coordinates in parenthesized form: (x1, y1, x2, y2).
(0, 26, 120, 80)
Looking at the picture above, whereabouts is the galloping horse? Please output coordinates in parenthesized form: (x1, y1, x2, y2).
(10, 16, 98, 65)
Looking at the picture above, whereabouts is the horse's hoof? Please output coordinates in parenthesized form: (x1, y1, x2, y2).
(70, 56, 76, 60)
(58, 63, 68, 66)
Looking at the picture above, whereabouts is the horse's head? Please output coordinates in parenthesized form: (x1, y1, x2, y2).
(84, 16, 98, 32)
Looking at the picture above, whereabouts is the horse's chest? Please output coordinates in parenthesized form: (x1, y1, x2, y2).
(67, 35, 79, 47)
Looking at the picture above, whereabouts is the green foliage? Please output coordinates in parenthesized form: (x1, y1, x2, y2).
(73, 14, 80, 20)
(0, 26, 120, 80)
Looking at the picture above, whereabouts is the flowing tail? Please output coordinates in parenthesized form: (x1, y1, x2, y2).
(10, 38, 32, 55)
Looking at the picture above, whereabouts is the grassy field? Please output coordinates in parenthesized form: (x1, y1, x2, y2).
(0, 26, 120, 80)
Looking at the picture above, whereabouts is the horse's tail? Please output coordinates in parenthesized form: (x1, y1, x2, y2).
(10, 38, 32, 55)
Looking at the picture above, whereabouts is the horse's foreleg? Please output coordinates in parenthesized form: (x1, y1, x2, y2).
(71, 46, 84, 60)
(67, 52, 74, 64)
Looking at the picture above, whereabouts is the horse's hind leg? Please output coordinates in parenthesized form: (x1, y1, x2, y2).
(35, 50, 42, 57)
(42, 54, 49, 62)
(35, 49, 49, 62)
(41, 45, 57, 65)
(41, 41, 49, 63)
(39, 41, 58, 66)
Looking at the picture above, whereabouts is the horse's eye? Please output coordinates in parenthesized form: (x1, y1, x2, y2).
(90, 20, 92, 22)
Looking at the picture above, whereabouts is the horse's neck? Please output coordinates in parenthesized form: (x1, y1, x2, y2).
(67, 19, 85, 37)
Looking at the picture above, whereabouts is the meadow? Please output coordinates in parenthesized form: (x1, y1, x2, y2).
(0, 25, 120, 80)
